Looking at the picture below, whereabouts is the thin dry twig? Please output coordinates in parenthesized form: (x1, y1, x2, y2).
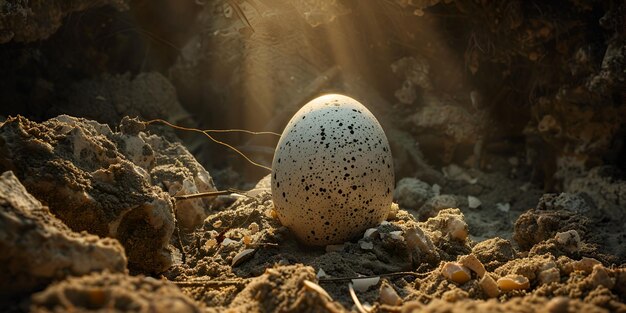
(173, 279, 250, 287)
(202, 128, 280, 136)
(174, 189, 251, 201)
(144, 119, 272, 172)
(349, 283, 369, 313)
(319, 272, 428, 283)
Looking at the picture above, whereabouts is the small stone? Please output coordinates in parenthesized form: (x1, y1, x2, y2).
(496, 202, 510, 212)
(588, 265, 615, 289)
(448, 218, 468, 241)
(467, 196, 482, 209)
(554, 230, 581, 252)
(432, 184, 441, 196)
(572, 257, 602, 273)
(393, 178, 434, 209)
(442, 164, 477, 184)
(221, 238, 237, 246)
(316, 268, 327, 278)
(359, 241, 374, 250)
(538, 267, 560, 285)
(404, 226, 436, 254)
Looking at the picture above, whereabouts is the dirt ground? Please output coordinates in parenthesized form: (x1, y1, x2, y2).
(162, 167, 626, 312)
(1, 115, 624, 311)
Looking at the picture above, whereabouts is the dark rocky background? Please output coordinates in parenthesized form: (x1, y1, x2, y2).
(1, 0, 623, 190)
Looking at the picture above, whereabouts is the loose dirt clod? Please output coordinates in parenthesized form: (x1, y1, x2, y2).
(0, 171, 127, 298)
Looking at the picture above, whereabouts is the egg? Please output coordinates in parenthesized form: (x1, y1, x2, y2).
(271, 94, 394, 245)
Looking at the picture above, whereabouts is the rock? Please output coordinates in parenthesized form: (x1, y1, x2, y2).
(535, 193, 595, 214)
(0, 0, 128, 43)
(565, 167, 626, 221)
(513, 208, 588, 251)
(417, 194, 460, 221)
(30, 272, 201, 313)
(138, 123, 218, 230)
(0, 115, 216, 272)
(51, 72, 192, 127)
(467, 196, 482, 209)
(409, 94, 488, 164)
(0, 171, 126, 298)
(394, 177, 435, 210)
(420, 208, 471, 258)
(391, 56, 433, 105)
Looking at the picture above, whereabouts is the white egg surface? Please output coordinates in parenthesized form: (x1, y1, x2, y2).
(271, 94, 394, 245)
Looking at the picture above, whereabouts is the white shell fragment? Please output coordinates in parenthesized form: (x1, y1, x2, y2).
(363, 228, 379, 239)
(459, 254, 486, 278)
(388, 230, 404, 241)
(404, 226, 436, 254)
(379, 284, 403, 306)
(272, 94, 395, 245)
(479, 274, 500, 298)
(441, 262, 471, 284)
(352, 276, 380, 292)
(555, 230, 581, 252)
(231, 248, 256, 267)
(221, 238, 237, 246)
(497, 275, 530, 291)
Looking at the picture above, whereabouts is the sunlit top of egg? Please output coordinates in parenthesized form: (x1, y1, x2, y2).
(271, 94, 394, 245)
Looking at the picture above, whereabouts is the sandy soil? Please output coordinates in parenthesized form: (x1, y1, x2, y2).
(0, 115, 623, 312)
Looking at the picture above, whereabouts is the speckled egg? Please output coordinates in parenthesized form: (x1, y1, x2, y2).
(271, 94, 394, 245)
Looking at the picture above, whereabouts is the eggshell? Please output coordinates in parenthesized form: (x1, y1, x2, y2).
(271, 94, 394, 245)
